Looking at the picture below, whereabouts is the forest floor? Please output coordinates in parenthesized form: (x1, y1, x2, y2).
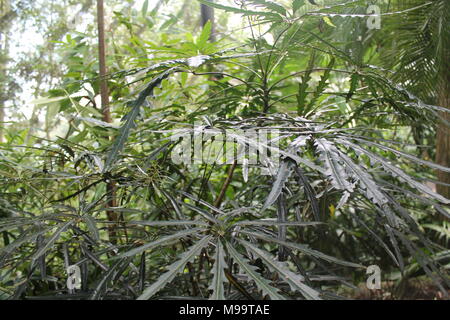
(351, 277, 449, 300)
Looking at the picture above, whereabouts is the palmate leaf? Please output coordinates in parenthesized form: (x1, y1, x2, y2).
(346, 136, 450, 173)
(337, 139, 450, 204)
(238, 239, 321, 300)
(209, 240, 228, 300)
(293, 165, 321, 221)
(315, 138, 354, 192)
(383, 223, 405, 272)
(31, 221, 73, 261)
(246, 0, 287, 16)
(0, 216, 46, 233)
(128, 220, 208, 227)
(178, 191, 226, 216)
(82, 214, 100, 242)
(161, 189, 186, 220)
(137, 235, 212, 300)
(0, 228, 50, 263)
(293, 0, 305, 13)
(81, 244, 109, 271)
(235, 220, 322, 227)
(276, 194, 288, 261)
(306, 58, 335, 111)
(103, 103, 139, 172)
(227, 130, 326, 174)
(197, 0, 282, 20)
(262, 161, 292, 210)
(104, 68, 178, 172)
(351, 213, 401, 268)
(76, 117, 119, 129)
(197, 20, 212, 49)
(225, 242, 285, 300)
(380, 180, 450, 220)
(126, 56, 211, 77)
(394, 229, 450, 291)
(337, 151, 390, 207)
(91, 257, 131, 300)
(240, 230, 363, 269)
(297, 51, 315, 114)
(118, 228, 204, 258)
(180, 202, 220, 224)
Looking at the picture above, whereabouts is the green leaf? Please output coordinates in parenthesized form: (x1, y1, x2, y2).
(197, 0, 281, 20)
(31, 221, 73, 261)
(339, 152, 390, 207)
(118, 228, 204, 258)
(142, 0, 149, 17)
(292, 0, 305, 13)
(239, 239, 321, 300)
(293, 165, 321, 221)
(76, 117, 119, 129)
(236, 220, 322, 227)
(346, 73, 359, 102)
(247, 0, 287, 16)
(0, 228, 50, 257)
(323, 16, 336, 28)
(138, 235, 212, 300)
(129, 220, 208, 227)
(297, 51, 315, 114)
(262, 161, 291, 211)
(315, 138, 354, 192)
(197, 20, 212, 49)
(306, 57, 334, 112)
(347, 136, 450, 173)
(179, 191, 225, 216)
(240, 230, 364, 268)
(161, 190, 186, 220)
(46, 103, 60, 129)
(180, 202, 220, 224)
(209, 240, 228, 300)
(91, 257, 131, 300)
(31, 96, 67, 105)
(226, 242, 285, 300)
(82, 214, 100, 242)
(104, 68, 177, 172)
(103, 103, 140, 172)
(337, 139, 450, 204)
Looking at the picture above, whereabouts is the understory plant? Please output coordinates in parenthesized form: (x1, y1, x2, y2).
(0, 0, 449, 300)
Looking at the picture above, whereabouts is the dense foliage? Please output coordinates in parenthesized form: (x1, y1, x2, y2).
(0, 0, 449, 300)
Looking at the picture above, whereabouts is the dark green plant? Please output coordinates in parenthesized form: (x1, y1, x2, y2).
(0, 0, 449, 300)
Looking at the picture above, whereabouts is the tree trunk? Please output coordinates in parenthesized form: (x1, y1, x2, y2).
(435, 2, 450, 203)
(0, 0, 10, 143)
(436, 76, 450, 200)
(200, 1, 215, 41)
(97, 0, 118, 243)
(0, 41, 5, 143)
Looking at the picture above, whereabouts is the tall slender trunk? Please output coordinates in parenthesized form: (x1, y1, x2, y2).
(97, 0, 118, 243)
(435, 2, 450, 204)
(436, 73, 450, 201)
(200, 0, 215, 41)
(0, 41, 5, 143)
(0, 38, 9, 144)
(0, 0, 10, 143)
